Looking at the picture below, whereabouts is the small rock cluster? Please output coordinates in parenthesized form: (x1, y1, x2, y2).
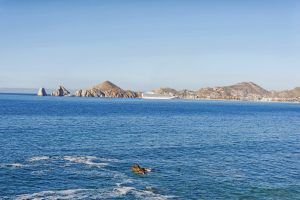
(51, 86, 70, 96)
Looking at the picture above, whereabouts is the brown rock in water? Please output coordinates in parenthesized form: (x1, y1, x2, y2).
(51, 86, 70, 96)
(74, 81, 139, 98)
(131, 164, 151, 175)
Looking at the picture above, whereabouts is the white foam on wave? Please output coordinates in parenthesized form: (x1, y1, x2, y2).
(15, 186, 176, 200)
(26, 155, 118, 163)
(28, 156, 50, 162)
(0, 163, 25, 168)
(111, 183, 176, 200)
(16, 189, 95, 200)
(16, 187, 132, 200)
(133, 189, 176, 200)
(12, 155, 175, 199)
(113, 186, 135, 196)
(98, 157, 120, 162)
(63, 156, 108, 168)
(9, 163, 24, 168)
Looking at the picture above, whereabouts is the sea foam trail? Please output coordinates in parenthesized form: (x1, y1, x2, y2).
(27, 155, 118, 163)
(109, 183, 177, 200)
(113, 186, 135, 196)
(63, 156, 108, 168)
(0, 163, 25, 169)
(15, 187, 176, 200)
(133, 189, 177, 200)
(16, 189, 95, 200)
(28, 156, 50, 162)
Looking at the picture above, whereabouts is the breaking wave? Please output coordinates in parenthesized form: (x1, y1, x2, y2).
(0, 163, 26, 169)
(16, 189, 96, 200)
(6, 155, 176, 199)
(28, 156, 50, 162)
(63, 156, 108, 168)
(16, 186, 176, 200)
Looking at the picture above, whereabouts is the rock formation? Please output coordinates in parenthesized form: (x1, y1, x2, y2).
(37, 88, 47, 96)
(74, 81, 139, 98)
(51, 86, 70, 96)
(131, 164, 151, 175)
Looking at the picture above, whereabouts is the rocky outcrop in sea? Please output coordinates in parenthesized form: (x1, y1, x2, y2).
(52, 86, 70, 96)
(37, 88, 47, 96)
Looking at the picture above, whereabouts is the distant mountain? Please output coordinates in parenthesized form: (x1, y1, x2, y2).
(74, 81, 139, 98)
(268, 87, 300, 101)
(196, 82, 270, 100)
(152, 82, 271, 100)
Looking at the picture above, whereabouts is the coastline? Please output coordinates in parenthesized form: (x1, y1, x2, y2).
(1, 92, 299, 104)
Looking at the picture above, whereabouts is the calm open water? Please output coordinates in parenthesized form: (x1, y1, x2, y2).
(0, 93, 299, 199)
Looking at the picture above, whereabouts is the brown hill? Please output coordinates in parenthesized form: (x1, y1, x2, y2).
(196, 82, 270, 100)
(269, 87, 300, 100)
(152, 82, 270, 100)
(75, 81, 139, 98)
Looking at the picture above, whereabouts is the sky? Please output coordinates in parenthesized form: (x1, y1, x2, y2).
(0, 0, 299, 91)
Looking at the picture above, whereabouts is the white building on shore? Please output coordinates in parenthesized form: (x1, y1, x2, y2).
(142, 92, 178, 100)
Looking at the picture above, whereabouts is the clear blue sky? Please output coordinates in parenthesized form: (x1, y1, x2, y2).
(0, 0, 299, 91)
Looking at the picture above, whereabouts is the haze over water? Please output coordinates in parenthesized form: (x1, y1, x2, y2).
(0, 94, 299, 199)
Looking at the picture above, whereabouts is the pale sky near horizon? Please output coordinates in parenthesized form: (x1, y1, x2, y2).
(0, 0, 299, 91)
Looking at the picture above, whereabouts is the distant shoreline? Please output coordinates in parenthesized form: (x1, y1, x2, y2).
(1, 81, 300, 103)
(1, 92, 299, 105)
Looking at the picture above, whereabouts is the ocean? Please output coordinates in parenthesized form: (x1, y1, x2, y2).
(0, 93, 299, 199)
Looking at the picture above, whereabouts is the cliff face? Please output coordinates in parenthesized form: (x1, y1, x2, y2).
(74, 81, 139, 98)
(52, 86, 70, 96)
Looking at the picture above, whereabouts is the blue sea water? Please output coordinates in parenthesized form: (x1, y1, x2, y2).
(0, 93, 299, 200)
